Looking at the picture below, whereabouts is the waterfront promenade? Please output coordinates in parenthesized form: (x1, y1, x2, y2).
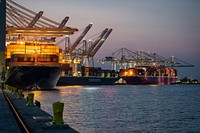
(0, 88, 78, 133)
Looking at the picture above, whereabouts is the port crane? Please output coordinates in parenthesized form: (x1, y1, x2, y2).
(55, 23, 93, 64)
(5, 0, 113, 77)
(6, 0, 78, 41)
(54, 24, 112, 75)
(67, 23, 93, 55)
(98, 47, 195, 71)
(56, 27, 113, 66)
(83, 28, 113, 67)
(5, 0, 79, 76)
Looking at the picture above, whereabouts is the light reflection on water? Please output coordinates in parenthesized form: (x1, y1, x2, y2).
(24, 85, 200, 133)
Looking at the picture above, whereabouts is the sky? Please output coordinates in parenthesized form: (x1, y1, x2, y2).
(14, 0, 200, 79)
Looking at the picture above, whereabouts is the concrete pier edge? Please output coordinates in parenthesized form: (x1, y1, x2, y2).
(1, 89, 78, 133)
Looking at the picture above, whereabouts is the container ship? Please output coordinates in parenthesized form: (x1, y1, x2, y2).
(5, 40, 63, 89)
(3, 0, 78, 89)
(119, 66, 177, 85)
(56, 65, 119, 86)
(97, 47, 194, 85)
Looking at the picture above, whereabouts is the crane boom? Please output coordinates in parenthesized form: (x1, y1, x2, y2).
(68, 23, 93, 54)
(6, 9, 24, 27)
(86, 28, 108, 56)
(7, 0, 60, 26)
(90, 28, 112, 57)
(6, 1, 55, 28)
(6, 3, 28, 27)
(27, 11, 43, 28)
(58, 17, 69, 28)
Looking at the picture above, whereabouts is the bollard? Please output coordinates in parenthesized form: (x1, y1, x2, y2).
(52, 101, 64, 125)
(101, 72, 105, 77)
(10, 86, 12, 91)
(27, 93, 34, 106)
(4, 85, 7, 89)
(5, 85, 8, 90)
(13, 87, 18, 94)
(8, 86, 10, 91)
(11, 87, 14, 92)
(17, 89, 24, 99)
(35, 100, 41, 108)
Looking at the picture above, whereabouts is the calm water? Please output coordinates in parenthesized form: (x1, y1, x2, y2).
(24, 85, 200, 133)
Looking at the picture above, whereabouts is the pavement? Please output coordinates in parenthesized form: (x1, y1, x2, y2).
(0, 89, 78, 133)
(0, 89, 21, 133)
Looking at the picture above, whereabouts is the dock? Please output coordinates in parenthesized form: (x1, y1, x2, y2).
(0, 89, 21, 132)
(0, 88, 78, 133)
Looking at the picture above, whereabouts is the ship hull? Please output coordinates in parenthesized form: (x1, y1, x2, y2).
(57, 76, 119, 86)
(5, 66, 61, 89)
(121, 76, 177, 85)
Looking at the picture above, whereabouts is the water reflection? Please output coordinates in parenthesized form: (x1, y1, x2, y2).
(24, 85, 200, 133)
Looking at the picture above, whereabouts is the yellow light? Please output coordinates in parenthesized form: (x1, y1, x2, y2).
(125, 72, 128, 75)
(6, 41, 10, 46)
(73, 59, 80, 64)
(130, 71, 133, 75)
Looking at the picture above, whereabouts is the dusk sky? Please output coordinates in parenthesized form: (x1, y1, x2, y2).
(14, 0, 200, 79)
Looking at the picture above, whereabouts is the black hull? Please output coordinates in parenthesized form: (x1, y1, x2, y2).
(57, 76, 120, 86)
(5, 66, 61, 89)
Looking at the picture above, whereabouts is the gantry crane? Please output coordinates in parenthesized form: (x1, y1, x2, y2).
(98, 47, 195, 71)
(89, 29, 113, 57)
(55, 27, 113, 68)
(6, 0, 78, 42)
(67, 23, 93, 55)
(85, 28, 108, 56)
(83, 28, 113, 67)
(55, 23, 93, 64)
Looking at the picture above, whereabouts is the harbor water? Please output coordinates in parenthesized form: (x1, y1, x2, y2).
(24, 85, 200, 133)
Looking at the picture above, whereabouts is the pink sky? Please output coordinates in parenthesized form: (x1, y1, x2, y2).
(14, 0, 200, 79)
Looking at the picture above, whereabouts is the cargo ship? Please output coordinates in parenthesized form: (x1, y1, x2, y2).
(5, 40, 63, 89)
(56, 65, 119, 86)
(119, 66, 177, 85)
